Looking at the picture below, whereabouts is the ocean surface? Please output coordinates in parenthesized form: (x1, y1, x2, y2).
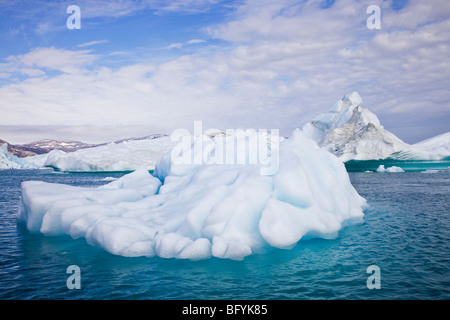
(0, 168, 449, 300)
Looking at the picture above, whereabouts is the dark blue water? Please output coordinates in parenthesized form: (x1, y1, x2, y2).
(1, 169, 449, 300)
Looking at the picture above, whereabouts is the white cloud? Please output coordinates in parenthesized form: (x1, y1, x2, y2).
(0, 0, 449, 143)
(205, 0, 450, 132)
(77, 40, 109, 48)
(187, 39, 207, 45)
(151, 0, 229, 13)
(165, 43, 184, 50)
(6, 47, 98, 74)
(383, 0, 450, 29)
(35, 22, 54, 35)
(62, 0, 231, 18)
(163, 39, 207, 50)
(19, 68, 46, 77)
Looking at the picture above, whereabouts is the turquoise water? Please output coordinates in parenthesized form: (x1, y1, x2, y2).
(345, 158, 450, 172)
(0, 168, 449, 300)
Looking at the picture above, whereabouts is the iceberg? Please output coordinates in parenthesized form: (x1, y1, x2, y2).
(44, 136, 176, 172)
(24, 153, 50, 168)
(376, 165, 404, 173)
(303, 92, 446, 161)
(19, 129, 367, 261)
(420, 170, 439, 174)
(413, 132, 450, 156)
(0, 143, 39, 169)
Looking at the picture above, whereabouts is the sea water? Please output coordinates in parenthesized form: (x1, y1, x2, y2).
(0, 168, 449, 299)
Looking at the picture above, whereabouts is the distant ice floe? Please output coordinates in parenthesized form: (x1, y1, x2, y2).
(19, 130, 367, 261)
(100, 177, 119, 181)
(376, 165, 404, 173)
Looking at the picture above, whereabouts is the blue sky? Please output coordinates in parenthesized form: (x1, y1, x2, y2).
(0, 1, 234, 70)
(0, 0, 449, 144)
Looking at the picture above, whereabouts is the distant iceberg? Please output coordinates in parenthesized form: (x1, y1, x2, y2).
(0, 143, 39, 169)
(376, 165, 404, 173)
(1, 135, 178, 172)
(303, 92, 448, 162)
(421, 170, 439, 174)
(19, 129, 367, 261)
(413, 132, 450, 157)
(44, 136, 176, 172)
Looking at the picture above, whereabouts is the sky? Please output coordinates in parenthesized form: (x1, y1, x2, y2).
(0, 0, 449, 144)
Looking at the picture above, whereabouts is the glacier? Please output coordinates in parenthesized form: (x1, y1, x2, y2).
(303, 92, 447, 162)
(19, 129, 367, 261)
(43, 136, 176, 172)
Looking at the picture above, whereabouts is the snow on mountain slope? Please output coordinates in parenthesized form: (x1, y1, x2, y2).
(413, 132, 450, 156)
(303, 92, 445, 161)
(19, 130, 367, 261)
(44, 136, 176, 172)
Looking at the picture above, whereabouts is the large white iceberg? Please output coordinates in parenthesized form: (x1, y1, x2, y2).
(44, 136, 176, 172)
(19, 129, 366, 260)
(303, 92, 445, 161)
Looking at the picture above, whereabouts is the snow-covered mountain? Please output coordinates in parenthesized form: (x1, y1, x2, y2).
(20, 139, 102, 155)
(303, 92, 448, 161)
(0, 139, 102, 157)
(0, 134, 168, 158)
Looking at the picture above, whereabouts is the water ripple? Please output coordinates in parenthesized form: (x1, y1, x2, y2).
(0, 170, 449, 299)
